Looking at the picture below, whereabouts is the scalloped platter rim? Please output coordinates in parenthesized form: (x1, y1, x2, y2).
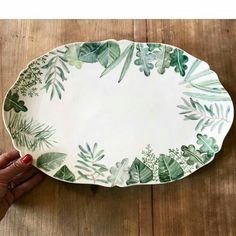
(2, 39, 234, 187)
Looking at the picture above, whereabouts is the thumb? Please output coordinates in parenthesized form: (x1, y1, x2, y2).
(1, 154, 32, 183)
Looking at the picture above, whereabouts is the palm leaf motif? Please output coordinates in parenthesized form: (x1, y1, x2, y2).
(181, 59, 230, 101)
(177, 97, 231, 134)
(134, 43, 156, 76)
(170, 48, 188, 76)
(75, 143, 108, 184)
(7, 112, 55, 151)
(42, 50, 70, 100)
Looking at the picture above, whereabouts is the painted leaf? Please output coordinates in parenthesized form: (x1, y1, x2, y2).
(13, 56, 47, 97)
(126, 158, 153, 185)
(141, 144, 159, 181)
(177, 97, 230, 134)
(196, 133, 219, 157)
(183, 92, 231, 101)
(182, 59, 214, 85)
(42, 52, 69, 100)
(154, 44, 172, 74)
(100, 43, 134, 83)
(78, 42, 101, 63)
(4, 90, 27, 113)
(97, 41, 120, 68)
(147, 43, 160, 51)
(181, 144, 210, 167)
(158, 154, 184, 182)
(65, 44, 83, 69)
(107, 158, 129, 186)
(118, 43, 134, 83)
(170, 48, 188, 76)
(36, 152, 66, 171)
(76, 143, 108, 183)
(54, 165, 75, 182)
(134, 43, 156, 76)
(7, 113, 55, 151)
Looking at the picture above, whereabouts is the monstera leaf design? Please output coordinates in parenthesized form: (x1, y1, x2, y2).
(107, 158, 129, 186)
(170, 48, 188, 76)
(196, 134, 219, 157)
(158, 154, 184, 182)
(4, 90, 27, 113)
(54, 165, 75, 182)
(134, 43, 156, 76)
(126, 158, 153, 185)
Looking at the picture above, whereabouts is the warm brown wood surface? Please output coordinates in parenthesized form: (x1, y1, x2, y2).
(0, 20, 235, 236)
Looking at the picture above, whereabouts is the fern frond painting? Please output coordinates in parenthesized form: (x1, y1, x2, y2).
(2, 40, 234, 187)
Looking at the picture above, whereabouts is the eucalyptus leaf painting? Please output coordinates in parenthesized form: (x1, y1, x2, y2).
(2, 40, 234, 187)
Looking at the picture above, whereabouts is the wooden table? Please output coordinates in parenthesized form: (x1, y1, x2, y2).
(0, 20, 235, 236)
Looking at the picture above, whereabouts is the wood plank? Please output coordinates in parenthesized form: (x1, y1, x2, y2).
(0, 19, 153, 236)
(147, 19, 236, 236)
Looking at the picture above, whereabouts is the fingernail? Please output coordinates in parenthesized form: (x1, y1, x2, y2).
(21, 154, 32, 164)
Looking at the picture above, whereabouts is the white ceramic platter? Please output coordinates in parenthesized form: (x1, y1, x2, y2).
(2, 40, 234, 187)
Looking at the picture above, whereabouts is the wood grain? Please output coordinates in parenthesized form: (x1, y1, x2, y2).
(0, 20, 235, 236)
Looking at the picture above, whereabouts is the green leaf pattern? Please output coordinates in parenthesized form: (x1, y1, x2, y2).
(177, 97, 230, 134)
(42, 50, 70, 100)
(126, 158, 153, 185)
(65, 44, 83, 69)
(134, 43, 156, 76)
(107, 158, 129, 186)
(170, 48, 189, 76)
(54, 165, 76, 182)
(36, 152, 66, 171)
(4, 90, 28, 113)
(3, 40, 231, 186)
(96, 41, 120, 68)
(158, 154, 184, 182)
(154, 44, 173, 74)
(196, 134, 219, 157)
(75, 143, 108, 184)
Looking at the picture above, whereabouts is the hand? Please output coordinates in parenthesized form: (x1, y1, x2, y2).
(0, 149, 44, 221)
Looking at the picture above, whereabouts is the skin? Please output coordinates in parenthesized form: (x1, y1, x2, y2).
(0, 149, 45, 221)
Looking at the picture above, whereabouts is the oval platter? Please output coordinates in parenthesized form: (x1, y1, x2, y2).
(2, 40, 234, 187)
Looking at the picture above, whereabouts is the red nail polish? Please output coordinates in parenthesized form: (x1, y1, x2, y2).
(21, 154, 32, 164)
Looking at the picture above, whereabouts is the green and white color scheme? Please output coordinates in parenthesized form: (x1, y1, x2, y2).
(2, 40, 234, 187)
